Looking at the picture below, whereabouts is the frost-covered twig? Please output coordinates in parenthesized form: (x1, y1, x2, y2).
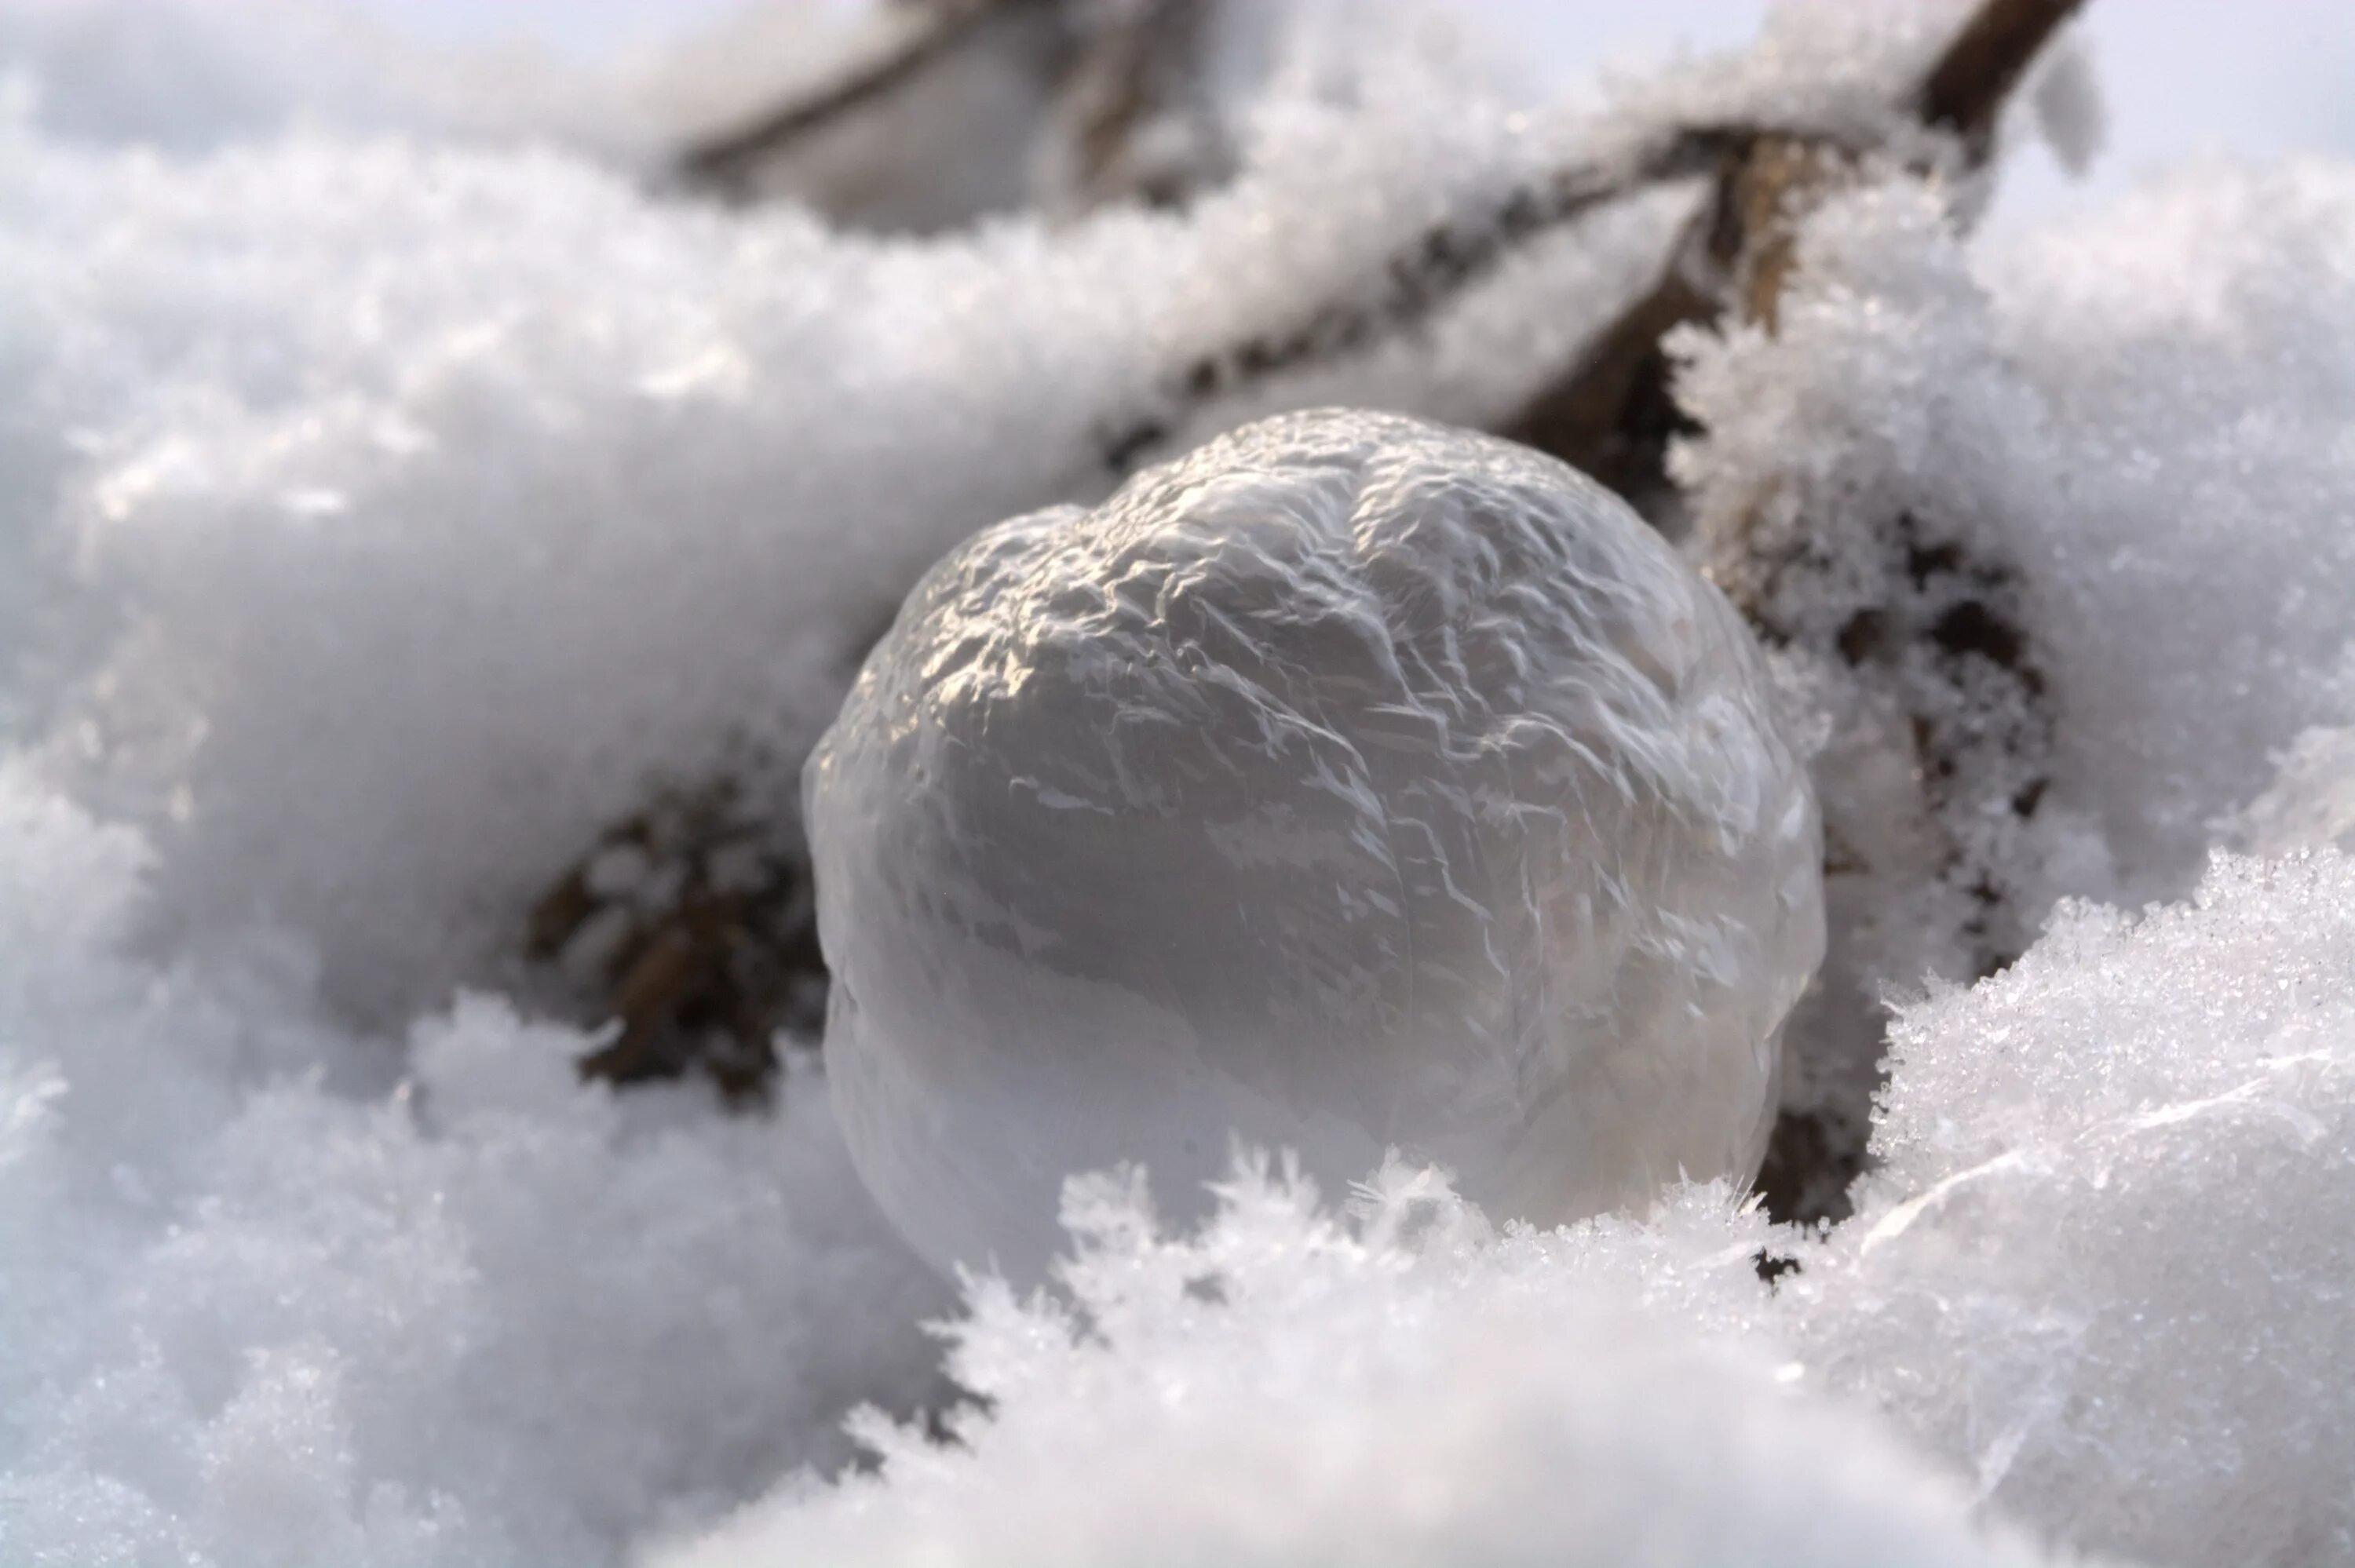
(1105, 0, 2081, 478)
(1508, 0, 2086, 497)
(1097, 123, 1756, 470)
(1667, 0, 2084, 1220)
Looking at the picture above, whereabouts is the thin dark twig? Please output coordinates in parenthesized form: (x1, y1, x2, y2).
(677, 0, 1033, 198)
(1917, 0, 2086, 146)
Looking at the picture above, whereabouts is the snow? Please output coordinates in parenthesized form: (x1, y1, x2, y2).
(0, 769, 950, 1566)
(0, 46, 1678, 1034)
(658, 1167, 2061, 1568)
(667, 853, 2355, 1568)
(1668, 162, 2355, 1211)
(3, 2, 2355, 1566)
(1814, 851, 2355, 1566)
(809, 408, 1822, 1281)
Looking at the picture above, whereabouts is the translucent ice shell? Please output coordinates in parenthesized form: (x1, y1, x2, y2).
(808, 410, 1824, 1279)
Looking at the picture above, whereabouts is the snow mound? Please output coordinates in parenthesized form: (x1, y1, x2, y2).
(657, 1167, 2061, 1568)
(1806, 851, 2355, 1567)
(0, 768, 948, 1566)
(808, 409, 1822, 1281)
(1669, 163, 2355, 1204)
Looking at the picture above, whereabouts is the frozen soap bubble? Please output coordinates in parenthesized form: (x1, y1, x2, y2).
(806, 410, 1824, 1280)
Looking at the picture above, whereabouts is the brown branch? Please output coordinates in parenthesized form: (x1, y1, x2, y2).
(1053, 0, 1221, 211)
(1506, 0, 2083, 494)
(677, 0, 1039, 199)
(1918, 0, 2084, 145)
(1501, 221, 1714, 509)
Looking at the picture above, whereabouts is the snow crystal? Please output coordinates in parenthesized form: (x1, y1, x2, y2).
(807, 408, 1822, 1281)
(0, 769, 948, 1566)
(1801, 851, 2355, 1567)
(657, 1163, 2062, 1568)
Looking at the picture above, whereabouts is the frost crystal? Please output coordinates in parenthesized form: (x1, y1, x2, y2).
(807, 410, 1824, 1278)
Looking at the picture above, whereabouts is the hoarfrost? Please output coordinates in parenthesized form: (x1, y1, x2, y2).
(1808, 852, 2355, 1566)
(658, 1166, 2068, 1568)
(0, 769, 947, 1566)
(1670, 162, 2355, 1207)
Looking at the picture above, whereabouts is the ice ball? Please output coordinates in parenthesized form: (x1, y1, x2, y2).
(806, 410, 1824, 1280)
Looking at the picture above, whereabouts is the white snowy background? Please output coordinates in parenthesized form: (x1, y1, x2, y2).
(4, 3, 2354, 1566)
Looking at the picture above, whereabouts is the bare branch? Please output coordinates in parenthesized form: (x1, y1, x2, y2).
(677, 0, 1039, 199)
(1499, 223, 1714, 509)
(1917, 0, 2085, 146)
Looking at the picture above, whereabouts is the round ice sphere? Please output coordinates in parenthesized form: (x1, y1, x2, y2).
(807, 409, 1823, 1280)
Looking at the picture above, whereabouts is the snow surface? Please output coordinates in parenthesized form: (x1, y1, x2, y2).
(5, 2, 2355, 1565)
(670, 851, 2355, 1568)
(809, 409, 1822, 1282)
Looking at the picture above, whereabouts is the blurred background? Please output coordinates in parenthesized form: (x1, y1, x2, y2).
(8, 0, 2355, 231)
(307, 0, 2355, 228)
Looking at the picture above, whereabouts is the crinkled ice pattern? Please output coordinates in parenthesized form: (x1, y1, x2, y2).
(808, 410, 1824, 1279)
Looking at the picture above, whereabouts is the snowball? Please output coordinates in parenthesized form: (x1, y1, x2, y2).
(807, 410, 1824, 1279)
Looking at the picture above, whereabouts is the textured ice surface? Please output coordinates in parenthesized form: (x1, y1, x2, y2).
(808, 410, 1824, 1279)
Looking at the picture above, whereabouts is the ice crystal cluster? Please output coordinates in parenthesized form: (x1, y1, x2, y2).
(5, 3, 2355, 1567)
(809, 409, 1823, 1280)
